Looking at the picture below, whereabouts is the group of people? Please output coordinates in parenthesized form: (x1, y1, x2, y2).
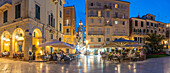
(100, 49, 146, 62)
(43, 51, 71, 61)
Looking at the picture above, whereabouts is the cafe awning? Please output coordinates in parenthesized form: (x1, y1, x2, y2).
(39, 41, 75, 49)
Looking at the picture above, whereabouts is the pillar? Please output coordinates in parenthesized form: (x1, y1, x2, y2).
(9, 38, 13, 57)
(24, 33, 32, 60)
(0, 38, 1, 53)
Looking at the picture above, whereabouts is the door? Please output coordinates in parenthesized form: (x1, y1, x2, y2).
(19, 45, 22, 53)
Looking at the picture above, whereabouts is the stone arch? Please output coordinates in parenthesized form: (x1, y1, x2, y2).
(1, 31, 11, 52)
(12, 28, 25, 53)
(32, 28, 43, 56)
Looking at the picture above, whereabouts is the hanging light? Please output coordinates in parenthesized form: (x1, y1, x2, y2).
(16, 35, 19, 39)
(6, 39, 10, 42)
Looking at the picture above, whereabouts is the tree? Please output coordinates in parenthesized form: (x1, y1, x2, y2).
(145, 32, 165, 53)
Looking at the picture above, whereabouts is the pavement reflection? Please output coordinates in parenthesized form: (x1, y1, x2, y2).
(0, 56, 169, 73)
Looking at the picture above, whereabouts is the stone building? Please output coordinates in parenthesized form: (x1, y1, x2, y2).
(0, 0, 65, 60)
(63, 6, 76, 53)
(129, 14, 167, 45)
(85, 0, 130, 54)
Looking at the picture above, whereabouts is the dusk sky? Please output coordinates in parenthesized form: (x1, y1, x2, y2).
(64, 0, 170, 27)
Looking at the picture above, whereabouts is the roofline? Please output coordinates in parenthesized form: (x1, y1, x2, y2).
(115, 1, 130, 4)
(130, 17, 167, 24)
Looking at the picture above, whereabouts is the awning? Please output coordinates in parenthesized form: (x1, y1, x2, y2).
(39, 41, 75, 49)
(103, 38, 138, 48)
(125, 44, 144, 47)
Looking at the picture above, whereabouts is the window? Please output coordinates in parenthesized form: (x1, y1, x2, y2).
(60, 23, 62, 31)
(65, 19, 70, 26)
(115, 4, 118, 8)
(98, 19, 101, 23)
(115, 12, 118, 18)
(66, 29, 69, 33)
(90, 19, 94, 23)
(151, 23, 153, 26)
(60, 0, 62, 6)
(98, 38, 101, 42)
(115, 21, 118, 24)
(98, 28, 102, 33)
(35, 4, 40, 20)
(97, 2, 101, 6)
(159, 29, 160, 31)
(106, 11, 110, 18)
(15, 4, 21, 19)
(147, 29, 149, 32)
(141, 21, 144, 27)
(135, 20, 138, 26)
(60, 11, 62, 18)
(106, 38, 110, 41)
(51, 34, 53, 39)
(98, 11, 101, 17)
(66, 10, 69, 14)
(3, 10, 8, 23)
(151, 30, 153, 33)
(91, 37, 94, 42)
(134, 37, 137, 41)
(107, 28, 110, 35)
(147, 22, 149, 26)
(91, 2, 93, 6)
(90, 11, 94, 16)
(122, 21, 125, 25)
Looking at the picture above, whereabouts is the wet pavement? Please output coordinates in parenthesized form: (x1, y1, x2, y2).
(0, 55, 170, 73)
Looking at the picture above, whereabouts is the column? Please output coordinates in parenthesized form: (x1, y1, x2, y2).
(24, 33, 32, 60)
(0, 39, 1, 53)
(9, 38, 13, 57)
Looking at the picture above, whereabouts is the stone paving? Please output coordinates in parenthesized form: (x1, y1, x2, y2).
(0, 55, 170, 73)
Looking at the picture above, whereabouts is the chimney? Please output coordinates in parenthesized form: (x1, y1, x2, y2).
(138, 15, 140, 18)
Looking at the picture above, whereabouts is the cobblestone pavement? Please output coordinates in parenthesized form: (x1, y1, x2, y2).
(0, 55, 170, 73)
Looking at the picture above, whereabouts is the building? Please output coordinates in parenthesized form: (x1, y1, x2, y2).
(129, 14, 167, 45)
(166, 23, 170, 43)
(85, 0, 130, 54)
(63, 6, 76, 53)
(0, 0, 65, 60)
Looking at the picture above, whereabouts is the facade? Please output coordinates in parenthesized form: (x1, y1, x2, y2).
(63, 6, 76, 53)
(129, 14, 167, 45)
(85, 0, 130, 53)
(0, 0, 65, 60)
(166, 23, 170, 43)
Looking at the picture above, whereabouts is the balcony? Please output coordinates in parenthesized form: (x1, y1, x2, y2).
(112, 32, 128, 36)
(105, 24, 112, 26)
(0, 0, 12, 10)
(88, 15, 104, 18)
(88, 31, 104, 35)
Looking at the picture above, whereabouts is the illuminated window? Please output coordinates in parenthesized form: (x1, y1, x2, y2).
(107, 20, 109, 24)
(115, 4, 118, 8)
(98, 11, 101, 17)
(115, 21, 118, 24)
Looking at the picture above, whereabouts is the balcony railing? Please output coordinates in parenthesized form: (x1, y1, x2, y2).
(105, 24, 112, 26)
(88, 31, 104, 35)
(112, 32, 128, 36)
(0, 0, 12, 7)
